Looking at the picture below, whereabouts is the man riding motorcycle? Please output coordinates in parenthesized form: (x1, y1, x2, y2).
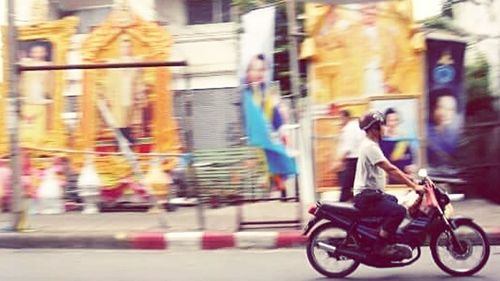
(353, 111, 425, 255)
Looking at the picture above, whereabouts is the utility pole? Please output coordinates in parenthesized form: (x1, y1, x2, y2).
(6, 0, 25, 231)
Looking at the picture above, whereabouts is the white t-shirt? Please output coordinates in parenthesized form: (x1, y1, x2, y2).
(337, 119, 366, 159)
(353, 137, 388, 195)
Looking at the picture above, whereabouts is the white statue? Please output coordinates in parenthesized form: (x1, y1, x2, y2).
(77, 155, 101, 214)
(37, 162, 64, 214)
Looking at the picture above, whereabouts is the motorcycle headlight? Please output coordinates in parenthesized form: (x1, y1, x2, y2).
(444, 203, 454, 218)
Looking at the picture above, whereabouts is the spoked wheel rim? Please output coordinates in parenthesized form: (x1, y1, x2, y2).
(434, 223, 488, 274)
(308, 224, 359, 277)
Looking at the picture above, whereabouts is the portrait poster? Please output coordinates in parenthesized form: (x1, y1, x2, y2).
(239, 6, 297, 183)
(96, 33, 151, 146)
(17, 39, 55, 147)
(425, 38, 466, 174)
(303, 1, 424, 105)
(240, 6, 275, 85)
(370, 97, 419, 184)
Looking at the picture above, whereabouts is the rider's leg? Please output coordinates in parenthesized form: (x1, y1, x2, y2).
(339, 159, 357, 202)
(369, 196, 406, 240)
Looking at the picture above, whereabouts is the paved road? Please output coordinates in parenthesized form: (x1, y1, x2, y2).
(0, 248, 498, 281)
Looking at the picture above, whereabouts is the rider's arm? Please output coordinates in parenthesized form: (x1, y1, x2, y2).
(377, 160, 420, 190)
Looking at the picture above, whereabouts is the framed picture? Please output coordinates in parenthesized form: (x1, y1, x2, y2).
(17, 40, 55, 148)
(370, 95, 421, 185)
(308, 2, 424, 105)
(18, 40, 53, 64)
(16, 17, 79, 150)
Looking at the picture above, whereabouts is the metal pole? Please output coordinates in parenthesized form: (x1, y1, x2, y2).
(184, 71, 205, 230)
(286, 0, 301, 123)
(286, 0, 304, 227)
(6, 0, 25, 231)
(497, 37, 500, 99)
(18, 61, 188, 72)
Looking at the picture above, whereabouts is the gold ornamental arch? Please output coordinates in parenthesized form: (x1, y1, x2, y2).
(78, 8, 179, 155)
(0, 17, 79, 157)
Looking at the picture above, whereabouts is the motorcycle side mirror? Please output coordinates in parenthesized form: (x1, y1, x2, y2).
(417, 168, 428, 178)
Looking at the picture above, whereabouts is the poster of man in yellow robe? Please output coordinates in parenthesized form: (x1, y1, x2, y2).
(18, 40, 54, 147)
(103, 34, 148, 144)
(304, 1, 424, 104)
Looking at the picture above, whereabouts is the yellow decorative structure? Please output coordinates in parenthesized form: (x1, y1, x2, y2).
(79, 4, 179, 189)
(0, 18, 78, 157)
(303, 1, 425, 104)
(19, 17, 79, 150)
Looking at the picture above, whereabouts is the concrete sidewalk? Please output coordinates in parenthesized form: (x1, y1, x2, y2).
(0, 199, 498, 250)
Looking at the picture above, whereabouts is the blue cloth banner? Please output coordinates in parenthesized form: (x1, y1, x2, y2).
(243, 88, 297, 175)
(425, 38, 466, 171)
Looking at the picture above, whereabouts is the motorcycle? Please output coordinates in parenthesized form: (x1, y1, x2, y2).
(303, 169, 490, 278)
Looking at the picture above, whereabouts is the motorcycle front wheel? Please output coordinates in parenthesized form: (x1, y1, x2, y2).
(306, 223, 360, 278)
(430, 220, 490, 276)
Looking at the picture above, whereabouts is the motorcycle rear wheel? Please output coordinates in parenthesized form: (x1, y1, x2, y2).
(306, 223, 360, 278)
(430, 220, 490, 276)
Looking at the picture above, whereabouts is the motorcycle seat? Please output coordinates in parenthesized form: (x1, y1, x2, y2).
(321, 202, 361, 217)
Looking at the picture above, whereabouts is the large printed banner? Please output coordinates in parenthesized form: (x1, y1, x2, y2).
(425, 38, 466, 173)
(303, 1, 424, 105)
(240, 7, 297, 187)
(304, 1, 424, 190)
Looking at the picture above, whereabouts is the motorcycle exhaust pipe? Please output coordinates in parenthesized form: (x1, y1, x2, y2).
(317, 242, 366, 261)
(317, 242, 337, 253)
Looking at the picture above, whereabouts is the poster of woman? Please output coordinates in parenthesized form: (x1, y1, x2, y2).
(370, 97, 419, 184)
(239, 7, 296, 192)
(426, 38, 466, 173)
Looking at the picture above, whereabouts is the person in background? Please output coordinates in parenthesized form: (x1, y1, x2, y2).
(333, 109, 365, 202)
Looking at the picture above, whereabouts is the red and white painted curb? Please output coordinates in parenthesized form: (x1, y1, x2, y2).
(129, 231, 307, 250)
(129, 228, 500, 250)
(0, 228, 499, 249)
